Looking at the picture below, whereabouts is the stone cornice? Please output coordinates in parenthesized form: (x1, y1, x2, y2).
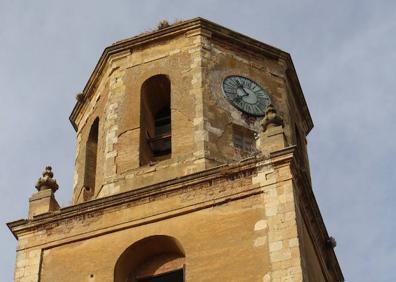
(7, 146, 341, 280)
(69, 17, 313, 134)
(266, 146, 343, 281)
(7, 155, 263, 240)
(291, 147, 344, 281)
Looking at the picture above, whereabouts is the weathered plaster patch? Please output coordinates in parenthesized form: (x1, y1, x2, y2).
(254, 220, 268, 231)
(269, 240, 283, 252)
(254, 236, 267, 247)
(262, 273, 271, 282)
(206, 123, 224, 136)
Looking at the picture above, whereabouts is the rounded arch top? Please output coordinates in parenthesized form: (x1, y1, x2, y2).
(140, 74, 171, 110)
(141, 73, 171, 83)
(114, 235, 185, 282)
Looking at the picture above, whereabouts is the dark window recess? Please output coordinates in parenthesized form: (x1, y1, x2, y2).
(137, 269, 183, 282)
(140, 75, 172, 165)
(232, 126, 255, 153)
(147, 107, 171, 157)
(83, 118, 99, 200)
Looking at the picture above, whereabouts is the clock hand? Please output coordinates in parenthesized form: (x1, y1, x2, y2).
(235, 81, 249, 97)
(240, 87, 249, 97)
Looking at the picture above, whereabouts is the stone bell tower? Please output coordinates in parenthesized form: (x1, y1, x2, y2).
(8, 18, 343, 282)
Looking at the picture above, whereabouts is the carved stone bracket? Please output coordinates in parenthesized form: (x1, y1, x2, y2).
(257, 105, 286, 156)
(261, 104, 284, 132)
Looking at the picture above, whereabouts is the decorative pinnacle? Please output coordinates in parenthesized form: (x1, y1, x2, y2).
(261, 104, 284, 131)
(35, 166, 59, 193)
(326, 236, 337, 248)
(76, 92, 85, 103)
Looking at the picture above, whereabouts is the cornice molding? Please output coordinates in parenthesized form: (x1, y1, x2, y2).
(7, 155, 263, 239)
(7, 146, 342, 280)
(291, 146, 344, 281)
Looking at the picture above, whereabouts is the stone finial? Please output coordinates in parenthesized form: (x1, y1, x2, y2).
(157, 19, 170, 30)
(76, 92, 85, 103)
(261, 104, 284, 132)
(326, 236, 337, 248)
(35, 166, 59, 193)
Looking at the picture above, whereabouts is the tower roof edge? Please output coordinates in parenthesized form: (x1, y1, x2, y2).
(69, 17, 313, 133)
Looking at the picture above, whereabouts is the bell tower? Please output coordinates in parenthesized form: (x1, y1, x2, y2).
(8, 18, 343, 282)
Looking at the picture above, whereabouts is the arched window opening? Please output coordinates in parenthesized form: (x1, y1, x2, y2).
(137, 269, 184, 282)
(151, 107, 171, 157)
(135, 253, 184, 282)
(140, 75, 171, 165)
(83, 118, 99, 200)
(114, 235, 185, 282)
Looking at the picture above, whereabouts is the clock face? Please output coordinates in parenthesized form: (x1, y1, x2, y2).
(222, 75, 271, 117)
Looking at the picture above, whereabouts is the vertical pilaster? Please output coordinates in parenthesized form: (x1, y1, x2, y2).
(253, 148, 303, 281)
(98, 51, 130, 198)
(14, 248, 42, 282)
(186, 29, 212, 170)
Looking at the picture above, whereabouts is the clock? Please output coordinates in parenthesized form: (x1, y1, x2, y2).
(222, 75, 271, 117)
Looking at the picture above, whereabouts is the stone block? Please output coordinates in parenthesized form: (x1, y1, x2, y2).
(28, 189, 60, 219)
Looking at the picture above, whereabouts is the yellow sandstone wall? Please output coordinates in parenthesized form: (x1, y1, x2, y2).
(13, 155, 308, 282)
(201, 37, 296, 165)
(71, 27, 309, 204)
(72, 31, 208, 203)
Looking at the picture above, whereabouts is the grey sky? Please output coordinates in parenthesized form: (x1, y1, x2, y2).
(1, 1, 395, 281)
